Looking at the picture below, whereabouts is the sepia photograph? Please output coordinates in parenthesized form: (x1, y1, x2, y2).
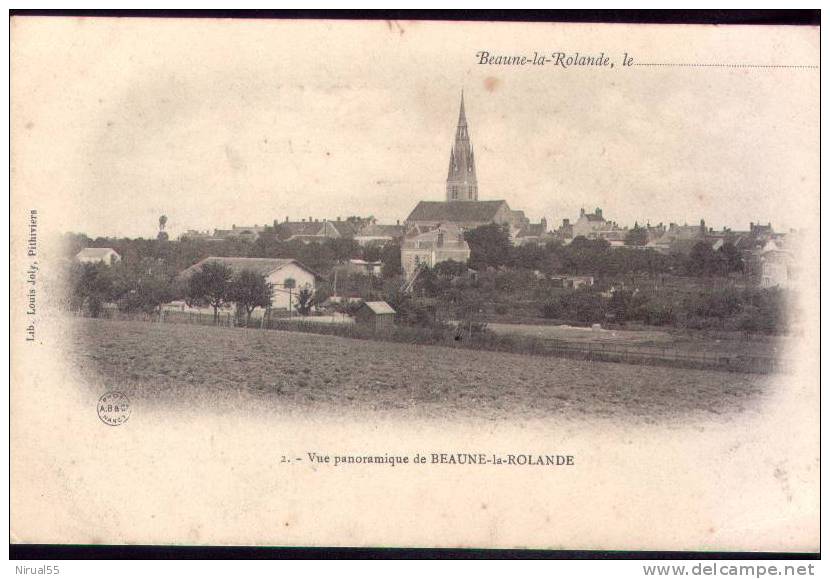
(9, 11, 820, 558)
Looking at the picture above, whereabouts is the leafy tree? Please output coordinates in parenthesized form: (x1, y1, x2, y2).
(687, 241, 718, 276)
(229, 269, 272, 325)
(433, 260, 467, 278)
(717, 241, 743, 274)
(361, 244, 382, 262)
(510, 243, 546, 271)
(324, 237, 361, 264)
(186, 261, 234, 323)
(295, 287, 314, 316)
(70, 262, 115, 317)
(380, 241, 402, 279)
(120, 277, 174, 315)
(625, 224, 648, 246)
(464, 223, 511, 271)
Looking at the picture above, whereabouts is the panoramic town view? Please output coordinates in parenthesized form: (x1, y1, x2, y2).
(63, 93, 799, 420)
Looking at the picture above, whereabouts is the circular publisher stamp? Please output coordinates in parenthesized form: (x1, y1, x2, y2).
(97, 391, 131, 426)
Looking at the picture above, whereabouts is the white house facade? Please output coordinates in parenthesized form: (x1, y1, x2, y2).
(180, 257, 318, 313)
(76, 247, 121, 265)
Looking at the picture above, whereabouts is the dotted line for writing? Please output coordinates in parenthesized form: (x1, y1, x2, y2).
(634, 63, 818, 69)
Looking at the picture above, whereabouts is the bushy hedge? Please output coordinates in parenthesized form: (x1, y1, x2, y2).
(540, 286, 789, 334)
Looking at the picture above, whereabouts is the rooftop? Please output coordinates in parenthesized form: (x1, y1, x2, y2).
(180, 256, 320, 279)
(406, 200, 509, 223)
(362, 301, 396, 315)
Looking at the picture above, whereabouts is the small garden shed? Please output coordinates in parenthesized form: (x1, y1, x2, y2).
(355, 301, 396, 330)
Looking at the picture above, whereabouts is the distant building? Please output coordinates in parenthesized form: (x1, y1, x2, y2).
(338, 259, 383, 277)
(179, 257, 320, 312)
(179, 229, 223, 242)
(76, 247, 121, 266)
(571, 208, 627, 244)
(212, 224, 267, 242)
(759, 239, 795, 289)
(646, 220, 708, 254)
(401, 223, 471, 279)
(272, 217, 364, 243)
(353, 222, 405, 247)
(355, 301, 396, 330)
(549, 275, 594, 289)
(513, 219, 549, 246)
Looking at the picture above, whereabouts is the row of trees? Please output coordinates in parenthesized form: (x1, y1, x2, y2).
(63, 230, 402, 280)
(67, 260, 319, 324)
(540, 286, 788, 334)
(463, 223, 746, 278)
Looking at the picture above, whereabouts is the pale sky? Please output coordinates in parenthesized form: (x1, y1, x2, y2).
(12, 18, 819, 238)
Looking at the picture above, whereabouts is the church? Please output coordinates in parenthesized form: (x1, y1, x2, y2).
(404, 93, 547, 245)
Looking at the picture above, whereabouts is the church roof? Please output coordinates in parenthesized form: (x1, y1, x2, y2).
(406, 200, 509, 223)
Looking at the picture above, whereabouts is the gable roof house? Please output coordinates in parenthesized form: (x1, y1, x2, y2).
(571, 208, 628, 244)
(179, 256, 320, 313)
(76, 247, 121, 265)
(271, 217, 366, 244)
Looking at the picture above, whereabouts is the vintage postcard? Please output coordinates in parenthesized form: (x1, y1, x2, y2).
(10, 16, 819, 552)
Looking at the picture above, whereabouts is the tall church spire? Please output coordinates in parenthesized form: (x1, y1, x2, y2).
(446, 91, 478, 202)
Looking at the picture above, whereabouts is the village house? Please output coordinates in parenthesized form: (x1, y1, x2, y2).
(353, 222, 405, 246)
(401, 223, 471, 279)
(570, 207, 628, 245)
(513, 219, 549, 246)
(179, 229, 223, 242)
(213, 224, 267, 242)
(76, 247, 121, 266)
(646, 220, 708, 254)
(549, 275, 594, 289)
(757, 238, 797, 289)
(179, 256, 319, 313)
(180, 225, 266, 242)
(345, 259, 383, 276)
(272, 216, 368, 243)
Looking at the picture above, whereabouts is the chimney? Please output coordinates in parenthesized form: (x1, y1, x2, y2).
(563, 218, 570, 226)
(580, 208, 585, 217)
(540, 217, 547, 231)
(396, 219, 400, 226)
(285, 216, 289, 223)
(596, 208, 603, 218)
(337, 216, 341, 221)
